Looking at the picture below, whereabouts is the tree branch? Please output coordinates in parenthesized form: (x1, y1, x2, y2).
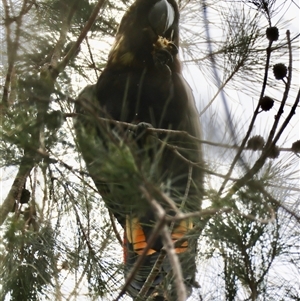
(0, 155, 34, 225)
(58, 0, 107, 72)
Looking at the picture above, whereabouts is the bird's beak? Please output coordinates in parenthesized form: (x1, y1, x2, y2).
(148, 0, 175, 36)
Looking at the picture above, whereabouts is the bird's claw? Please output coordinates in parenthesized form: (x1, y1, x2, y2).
(135, 122, 154, 142)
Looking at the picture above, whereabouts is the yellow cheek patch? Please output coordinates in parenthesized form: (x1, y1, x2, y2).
(119, 52, 134, 65)
(109, 35, 135, 66)
(110, 51, 134, 65)
(126, 217, 156, 255)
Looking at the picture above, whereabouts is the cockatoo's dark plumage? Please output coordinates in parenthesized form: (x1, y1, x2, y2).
(75, 0, 203, 300)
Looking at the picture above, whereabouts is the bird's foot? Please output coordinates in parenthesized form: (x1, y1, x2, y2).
(135, 122, 154, 142)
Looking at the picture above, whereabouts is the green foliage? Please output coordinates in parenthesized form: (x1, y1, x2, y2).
(203, 184, 287, 300)
(0, 219, 56, 301)
(0, 0, 299, 300)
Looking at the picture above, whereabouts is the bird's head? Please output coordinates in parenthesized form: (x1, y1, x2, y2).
(108, 0, 180, 68)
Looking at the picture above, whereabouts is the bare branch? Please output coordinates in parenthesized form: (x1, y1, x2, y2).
(0, 156, 34, 225)
(58, 0, 107, 72)
(140, 186, 187, 301)
(109, 211, 123, 246)
(113, 196, 166, 301)
(50, 1, 80, 68)
(218, 37, 274, 194)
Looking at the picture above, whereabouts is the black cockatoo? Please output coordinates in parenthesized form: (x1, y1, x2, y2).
(75, 0, 204, 300)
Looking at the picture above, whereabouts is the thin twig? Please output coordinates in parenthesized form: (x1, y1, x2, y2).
(161, 225, 186, 301)
(223, 31, 297, 200)
(137, 165, 194, 299)
(109, 211, 123, 246)
(265, 30, 293, 146)
(258, 186, 300, 223)
(218, 38, 273, 194)
(58, 0, 107, 71)
(167, 205, 275, 225)
(50, 1, 79, 68)
(85, 36, 99, 78)
(114, 201, 166, 301)
(136, 251, 166, 299)
(145, 182, 182, 216)
(141, 186, 187, 301)
(1, 0, 31, 107)
(199, 62, 244, 117)
(0, 156, 34, 225)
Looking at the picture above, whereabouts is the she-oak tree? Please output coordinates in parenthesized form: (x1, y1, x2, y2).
(0, 0, 299, 300)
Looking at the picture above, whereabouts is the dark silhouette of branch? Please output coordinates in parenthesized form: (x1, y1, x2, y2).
(0, 155, 34, 225)
(58, 0, 107, 72)
(140, 186, 187, 301)
(218, 37, 274, 194)
(109, 211, 123, 246)
(265, 31, 293, 146)
(50, 1, 80, 69)
(113, 204, 166, 301)
(136, 251, 166, 299)
(222, 31, 298, 202)
(1, 0, 33, 108)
